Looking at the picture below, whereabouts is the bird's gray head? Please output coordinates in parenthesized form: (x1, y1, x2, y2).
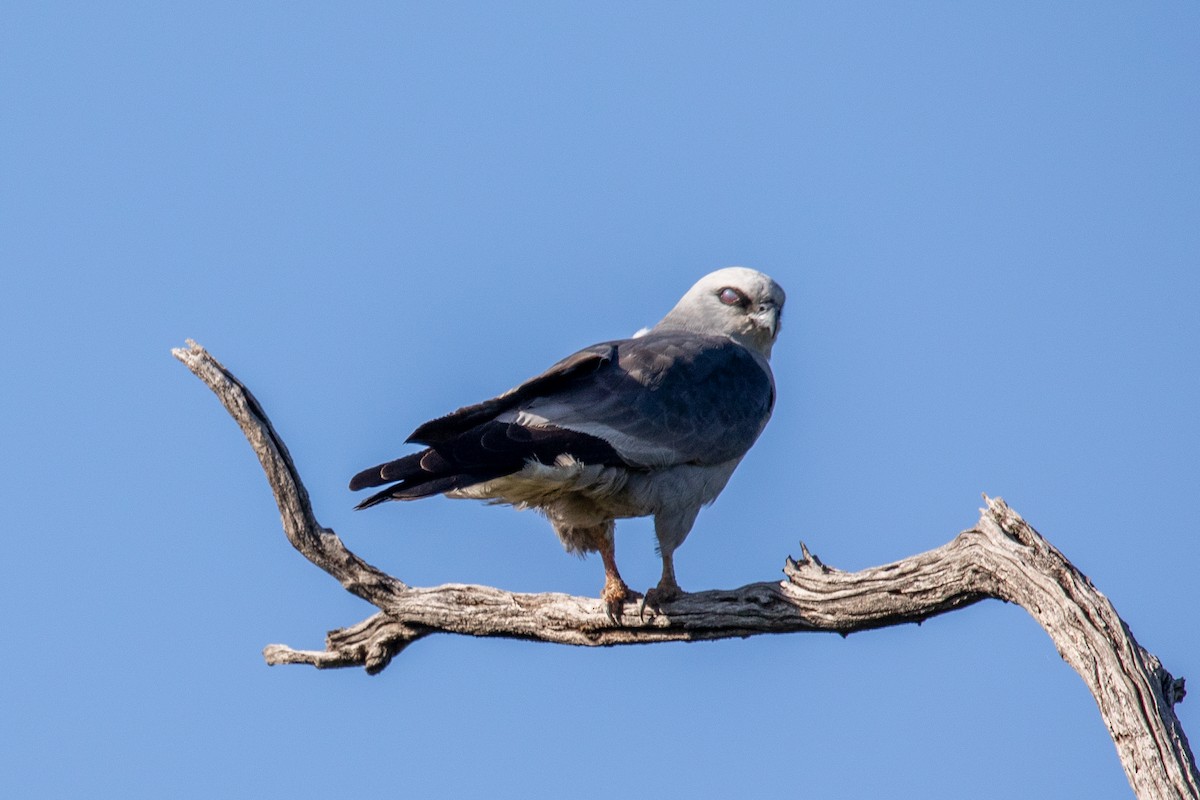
(655, 267, 786, 358)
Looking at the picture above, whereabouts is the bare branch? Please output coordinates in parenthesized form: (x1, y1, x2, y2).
(264, 614, 426, 674)
(173, 339, 407, 608)
(174, 340, 1198, 799)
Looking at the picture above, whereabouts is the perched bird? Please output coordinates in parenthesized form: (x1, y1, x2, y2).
(350, 267, 785, 619)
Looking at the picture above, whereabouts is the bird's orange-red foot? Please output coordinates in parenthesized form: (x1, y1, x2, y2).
(601, 575, 640, 623)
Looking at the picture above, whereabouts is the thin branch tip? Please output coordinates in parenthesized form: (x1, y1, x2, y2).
(171, 338, 205, 361)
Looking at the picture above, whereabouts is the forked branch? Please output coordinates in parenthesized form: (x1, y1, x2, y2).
(173, 340, 1197, 799)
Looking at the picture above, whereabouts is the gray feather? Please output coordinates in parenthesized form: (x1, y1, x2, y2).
(508, 331, 774, 467)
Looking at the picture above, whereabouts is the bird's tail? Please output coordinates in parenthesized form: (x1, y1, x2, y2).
(349, 420, 624, 510)
(349, 449, 475, 509)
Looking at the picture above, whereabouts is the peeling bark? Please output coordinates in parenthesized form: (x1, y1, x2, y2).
(174, 340, 1197, 799)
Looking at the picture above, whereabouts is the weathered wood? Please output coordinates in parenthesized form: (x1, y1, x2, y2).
(174, 340, 1198, 799)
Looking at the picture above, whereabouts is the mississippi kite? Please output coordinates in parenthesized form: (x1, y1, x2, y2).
(350, 267, 785, 618)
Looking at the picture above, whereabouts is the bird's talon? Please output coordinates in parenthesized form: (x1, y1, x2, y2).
(640, 583, 683, 620)
(601, 579, 636, 624)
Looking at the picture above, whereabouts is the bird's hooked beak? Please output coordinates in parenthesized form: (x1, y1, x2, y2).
(752, 302, 781, 340)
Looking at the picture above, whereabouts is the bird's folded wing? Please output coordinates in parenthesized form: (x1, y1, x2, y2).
(504, 332, 775, 468)
(407, 344, 616, 445)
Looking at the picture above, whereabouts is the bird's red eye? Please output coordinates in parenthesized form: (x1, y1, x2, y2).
(718, 287, 744, 306)
(715, 287, 744, 307)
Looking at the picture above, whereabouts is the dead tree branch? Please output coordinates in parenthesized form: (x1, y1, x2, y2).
(173, 340, 1197, 799)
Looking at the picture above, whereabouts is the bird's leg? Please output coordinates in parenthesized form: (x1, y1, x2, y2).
(596, 533, 633, 623)
(654, 551, 683, 600)
(641, 513, 695, 619)
(640, 549, 685, 620)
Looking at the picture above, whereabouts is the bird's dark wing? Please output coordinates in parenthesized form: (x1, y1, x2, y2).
(515, 331, 775, 467)
(349, 343, 623, 502)
(405, 344, 616, 445)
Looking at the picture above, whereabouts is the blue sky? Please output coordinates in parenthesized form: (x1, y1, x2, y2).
(3, 3, 1198, 798)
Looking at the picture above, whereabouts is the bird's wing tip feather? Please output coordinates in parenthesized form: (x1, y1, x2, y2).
(353, 491, 392, 510)
(348, 467, 384, 491)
